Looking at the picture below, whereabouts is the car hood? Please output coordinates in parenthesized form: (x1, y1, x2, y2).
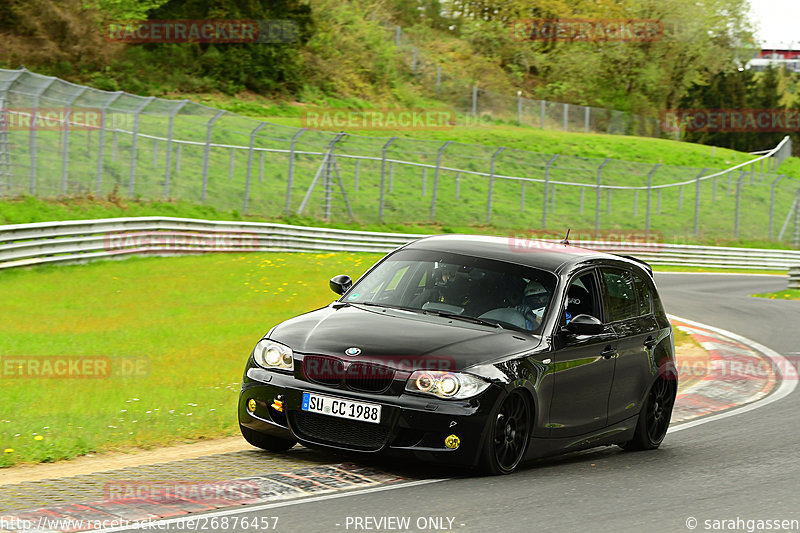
(268, 305, 541, 372)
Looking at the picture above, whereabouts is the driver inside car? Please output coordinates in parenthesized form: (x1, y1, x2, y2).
(515, 280, 551, 330)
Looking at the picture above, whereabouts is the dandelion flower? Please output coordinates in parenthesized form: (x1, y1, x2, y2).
(34, 435, 44, 441)
(3, 448, 13, 453)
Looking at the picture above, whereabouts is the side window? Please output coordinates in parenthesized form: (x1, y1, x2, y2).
(563, 271, 599, 324)
(632, 272, 653, 316)
(601, 269, 638, 322)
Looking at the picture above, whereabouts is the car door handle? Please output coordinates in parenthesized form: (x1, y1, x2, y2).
(601, 346, 617, 359)
(644, 336, 657, 348)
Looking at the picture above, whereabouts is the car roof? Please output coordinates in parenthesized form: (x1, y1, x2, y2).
(402, 234, 631, 273)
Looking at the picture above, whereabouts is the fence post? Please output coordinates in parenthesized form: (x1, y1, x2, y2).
(645, 164, 660, 235)
(607, 189, 612, 214)
(584, 106, 590, 133)
(734, 171, 747, 238)
(430, 140, 452, 220)
(795, 189, 800, 248)
(228, 149, 235, 180)
(422, 168, 427, 196)
(436, 67, 442, 95)
(540, 101, 545, 129)
(395, 26, 401, 46)
(678, 185, 683, 210)
(284, 127, 306, 214)
(378, 136, 397, 222)
(95, 93, 122, 196)
(633, 190, 638, 217)
(472, 86, 478, 116)
(657, 190, 662, 214)
(769, 175, 786, 239)
(551, 184, 556, 213)
(28, 77, 56, 195)
(201, 110, 225, 203)
(297, 133, 347, 218)
(354, 159, 360, 191)
(595, 159, 610, 237)
(693, 167, 707, 238)
(412, 47, 418, 72)
(60, 87, 88, 195)
(128, 97, 154, 197)
(520, 182, 525, 211)
(1, 70, 24, 194)
(542, 154, 559, 228)
(486, 147, 505, 223)
(563, 103, 568, 132)
(579, 187, 584, 214)
(517, 92, 522, 124)
(163, 100, 187, 199)
(243, 122, 267, 214)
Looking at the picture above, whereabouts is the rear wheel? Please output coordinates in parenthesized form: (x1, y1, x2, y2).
(479, 390, 531, 475)
(621, 378, 676, 451)
(239, 424, 297, 453)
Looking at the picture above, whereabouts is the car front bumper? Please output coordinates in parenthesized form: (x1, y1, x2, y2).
(238, 365, 503, 468)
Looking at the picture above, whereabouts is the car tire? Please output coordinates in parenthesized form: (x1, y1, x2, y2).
(239, 424, 297, 453)
(478, 389, 531, 475)
(620, 378, 676, 451)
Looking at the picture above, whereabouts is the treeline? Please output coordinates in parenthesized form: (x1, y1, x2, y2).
(0, 0, 793, 152)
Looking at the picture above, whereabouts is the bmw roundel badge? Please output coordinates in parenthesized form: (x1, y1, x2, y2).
(345, 347, 361, 356)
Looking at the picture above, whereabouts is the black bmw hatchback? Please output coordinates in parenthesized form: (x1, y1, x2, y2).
(238, 235, 677, 475)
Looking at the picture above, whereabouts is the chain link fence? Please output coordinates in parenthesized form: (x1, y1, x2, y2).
(390, 26, 663, 137)
(1, 68, 798, 245)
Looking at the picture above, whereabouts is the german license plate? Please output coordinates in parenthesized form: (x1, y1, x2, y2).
(301, 392, 381, 424)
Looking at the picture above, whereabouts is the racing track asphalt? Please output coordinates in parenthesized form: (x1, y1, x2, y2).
(110, 273, 800, 533)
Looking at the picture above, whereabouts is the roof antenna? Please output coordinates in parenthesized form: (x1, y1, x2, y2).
(559, 228, 571, 245)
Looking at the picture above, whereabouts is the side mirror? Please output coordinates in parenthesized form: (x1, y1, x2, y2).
(329, 274, 353, 295)
(561, 314, 604, 336)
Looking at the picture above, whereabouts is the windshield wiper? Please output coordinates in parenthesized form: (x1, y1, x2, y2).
(353, 302, 425, 313)
(423, 310, 503, 329)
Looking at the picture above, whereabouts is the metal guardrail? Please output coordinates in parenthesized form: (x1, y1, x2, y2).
(790, 266, 800, 289)
(2, 217, 800, 271)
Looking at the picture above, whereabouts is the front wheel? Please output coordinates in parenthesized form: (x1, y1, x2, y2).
(621, 378, 676, 451)
(239, 424, 297, 453)
(478, 389, 531, 475)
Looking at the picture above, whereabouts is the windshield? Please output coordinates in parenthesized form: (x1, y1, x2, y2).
(343, 249, 557, 334)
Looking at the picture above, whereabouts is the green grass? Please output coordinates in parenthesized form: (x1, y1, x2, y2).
(751, 289, 800, 300)
(0, 252, 382, 467)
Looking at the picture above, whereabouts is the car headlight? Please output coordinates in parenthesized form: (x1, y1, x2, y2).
(253, 339, 293, 372)
(405, 371, 489, 399)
